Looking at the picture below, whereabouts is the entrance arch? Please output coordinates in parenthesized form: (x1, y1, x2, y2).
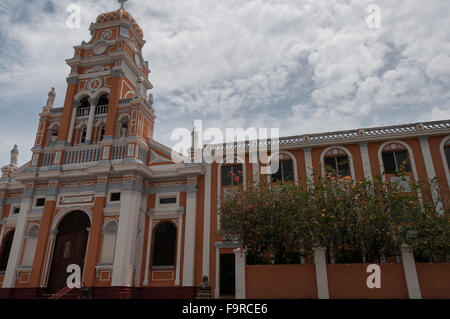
(47, 210, 90, 293)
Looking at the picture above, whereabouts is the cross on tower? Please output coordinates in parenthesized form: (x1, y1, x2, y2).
(118, 0, 128, 9)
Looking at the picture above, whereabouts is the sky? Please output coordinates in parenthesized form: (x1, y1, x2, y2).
(0, 0, 449, 166)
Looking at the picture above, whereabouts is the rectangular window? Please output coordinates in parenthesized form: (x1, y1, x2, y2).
(35, 198, 46, 207)
(13, 207, 20, 214)
(222, 164, 243, 186)
(159, 196, 177, 205)
(110, 192, 121, 202)
(382, 150, 411, 174)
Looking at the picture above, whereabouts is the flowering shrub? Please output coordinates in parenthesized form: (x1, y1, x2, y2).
(220, 172, 449, 264)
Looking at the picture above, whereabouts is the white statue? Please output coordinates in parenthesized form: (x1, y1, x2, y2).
(10, 144, 18, 167)
(46, 87, 56, 108)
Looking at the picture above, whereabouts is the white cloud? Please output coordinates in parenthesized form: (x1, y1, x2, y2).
(0, 0, 448, 166)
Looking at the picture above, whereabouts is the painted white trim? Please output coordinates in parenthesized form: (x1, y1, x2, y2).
(3, 197, 32, 288)
(266, 151, 299, 185)
(303, 147, 313, 184)
(143, 215, 153, 286)
(175, 215, 183, 285)
(400, 244, 422, 299)
(320, 145, 356, 180)
(419, 136, 443, 213)
(182, 190, 197, 286)
(202, 165, 212, 278)
(439, 135, 450, 189)
(359, 142, 373, 180)
(214, 246, 219, 298)
(49, 206, 93, 233)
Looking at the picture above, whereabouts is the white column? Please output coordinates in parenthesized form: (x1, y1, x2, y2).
(111, 187, 142, 287)
(133, 195, 147, 287)
(314, 247, 330, 299)
(142, 215, 153, 287)
(359, 142, 373, 181)
(3, 194, 33, 288)
(233, 248, 246, 299)
(400, 244, 422, 299)
(202, 166, 211, 278)
(419, 136, 443, 213)
(182, 181, 197, 286)
(67, 103, 79, 144)
(175, 214, 183, 285)
(304, 147, 314, 185)
(214, 246, 220, 298)
(85, 97, 97, 144)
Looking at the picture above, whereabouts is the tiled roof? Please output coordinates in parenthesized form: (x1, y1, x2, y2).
(96, 8, 144, 38)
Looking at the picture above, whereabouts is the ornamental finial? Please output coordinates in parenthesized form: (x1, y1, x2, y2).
(118, 0, 128, 9)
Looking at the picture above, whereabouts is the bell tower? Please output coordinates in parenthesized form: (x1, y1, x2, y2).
(30, 0, 155, 168)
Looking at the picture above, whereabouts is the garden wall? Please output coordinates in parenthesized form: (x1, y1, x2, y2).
(240, 259, 450, 299)
(326, 263, 408, 299)
(246, 264, 317, 299)
(416, 263, 450, 298)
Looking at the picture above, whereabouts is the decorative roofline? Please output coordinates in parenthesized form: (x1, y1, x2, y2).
(208, 119, 450, 151)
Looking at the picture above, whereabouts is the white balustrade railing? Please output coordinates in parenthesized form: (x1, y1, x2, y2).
(63, 147, 101, 165)
(95, 104, 108, 115)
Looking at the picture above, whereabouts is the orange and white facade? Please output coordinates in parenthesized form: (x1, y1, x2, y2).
(0, 6, 449, 299)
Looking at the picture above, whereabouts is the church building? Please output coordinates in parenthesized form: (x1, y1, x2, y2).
(0, 3, 449, 299)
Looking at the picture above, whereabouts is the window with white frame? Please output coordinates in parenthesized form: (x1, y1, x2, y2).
(324, 148, 350, 177)
(221, 164, 243, 186)
(271, 154, 294, 182)
(382, 143, 411, 174)
(444, 141, 450, 170)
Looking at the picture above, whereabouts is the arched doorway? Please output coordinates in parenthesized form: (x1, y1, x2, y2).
(0, 230, 15, 271)
(152, 222, 177, 267)
(47, 211, 90, 293)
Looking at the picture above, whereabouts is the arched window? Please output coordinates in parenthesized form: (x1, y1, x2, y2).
(382, 143, 411, 174)
(98, 124, 105, 142)
(79, 126, 87, 144)
(272, 154, 294, 182)
(48, 124, 59, 146)
(97, 94, 109, 106)
(119, 116, 129, 137)
(221, 164, 243, 186)
(96, 94, 109, 115)
(444, 140, 450, 170)
(0, 230, 15, 271)
(324, 148, 350, 177)
(152, 222, 176, 267)
(77, 97, 90, 117)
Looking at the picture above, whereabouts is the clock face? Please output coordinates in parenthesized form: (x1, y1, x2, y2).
(134, 52, 143, 68)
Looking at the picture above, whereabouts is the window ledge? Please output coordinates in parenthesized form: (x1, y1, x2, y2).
(151, 265, 175, 270)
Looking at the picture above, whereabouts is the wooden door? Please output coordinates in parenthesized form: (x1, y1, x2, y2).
(47, 228, 88, 293)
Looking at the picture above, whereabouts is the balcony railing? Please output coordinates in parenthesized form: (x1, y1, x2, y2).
(210, 119, 450, 151)
(95, 104, 108, 115)
(76, 105, 108, 117)
(51, 107, 63, 114)
(63, 147, 102, 164)
(76, 107, 90, 117)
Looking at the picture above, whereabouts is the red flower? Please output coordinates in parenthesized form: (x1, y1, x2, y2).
(235, 176, 240, 182)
